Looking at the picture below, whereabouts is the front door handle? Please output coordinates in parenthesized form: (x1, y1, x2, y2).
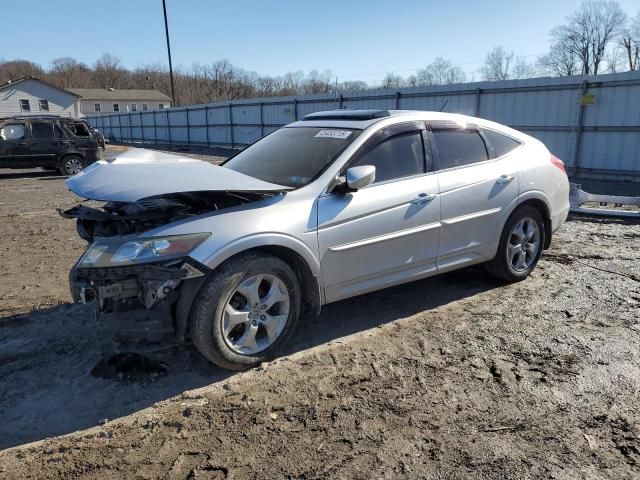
(496, 174, 515, 185)
(411, 193, 437, 205)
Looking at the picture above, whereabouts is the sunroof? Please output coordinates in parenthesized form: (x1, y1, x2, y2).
(302, 110, 391, 121)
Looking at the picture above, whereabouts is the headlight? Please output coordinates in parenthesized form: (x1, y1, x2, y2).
(79, 233, 211, 267)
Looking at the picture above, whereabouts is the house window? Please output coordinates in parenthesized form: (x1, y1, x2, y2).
(20, 99, 31, 111)
(158, 103, 165, 109)
(130, 103, 137, 112)
(113, 103, 120, 112)
(94, 103, 101, 112)
(39, 99, 49, 111)
(142, 103, 148, 111)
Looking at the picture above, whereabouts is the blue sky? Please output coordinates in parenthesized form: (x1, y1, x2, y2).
(1, 0, 638, 83)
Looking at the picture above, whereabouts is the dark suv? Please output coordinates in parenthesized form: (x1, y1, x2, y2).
(0, 115, 104, 175)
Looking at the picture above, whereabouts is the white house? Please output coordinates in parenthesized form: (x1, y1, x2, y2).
(0, 76, 81, 117)
(0, 77, 172, 119)
(68, 88, 172, 116)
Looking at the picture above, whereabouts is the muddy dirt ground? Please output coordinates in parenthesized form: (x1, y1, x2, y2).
(0, 147, 639, 479)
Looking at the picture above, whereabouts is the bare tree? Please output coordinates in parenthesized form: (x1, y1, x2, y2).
(481, 47, 515, 81)
(620, 11, 640, 70)
(381, 72, 404, 89)
(511, 57, 537, 79)
(415, 57, 467, 85)
(93, 53, 127, 88)
(304, 70, 333, 94)
(537, 40, 580, 76)
(551, 0, 627, 75)
(0, 59, 44, 83)
(339, 80, 368, 92)
(49, 57, 92, 87)
(604, 46, 626, 72)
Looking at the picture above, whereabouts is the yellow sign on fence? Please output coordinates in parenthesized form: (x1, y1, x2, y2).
(580, 94, 596, 105)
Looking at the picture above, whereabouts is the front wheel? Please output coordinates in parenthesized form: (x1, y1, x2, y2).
(486, 206, 545, 282)
(190, 252, 301, 370)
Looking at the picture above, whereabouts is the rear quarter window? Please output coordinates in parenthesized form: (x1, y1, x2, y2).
(481, 129, 521, 158)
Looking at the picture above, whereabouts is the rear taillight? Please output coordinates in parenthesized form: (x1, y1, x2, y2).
(551, 154, 566, 174)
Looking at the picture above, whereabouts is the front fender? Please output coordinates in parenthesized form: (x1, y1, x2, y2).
(192, 232, 322, 278)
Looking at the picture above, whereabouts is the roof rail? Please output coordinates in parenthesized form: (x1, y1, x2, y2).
(302, 109, 391, 121)
(0, 114, 64, 121)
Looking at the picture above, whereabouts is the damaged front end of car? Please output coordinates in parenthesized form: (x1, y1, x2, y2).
(69, 249, 209, 343)
(59, 150, 290, 344)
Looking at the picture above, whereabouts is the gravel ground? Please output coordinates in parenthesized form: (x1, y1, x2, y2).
(0, 147, 639, 479)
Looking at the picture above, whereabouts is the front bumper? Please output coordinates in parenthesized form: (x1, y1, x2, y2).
(70, 258, 208, 342)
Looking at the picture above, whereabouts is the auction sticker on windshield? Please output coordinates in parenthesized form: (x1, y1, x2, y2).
(314, 130, 352, 139)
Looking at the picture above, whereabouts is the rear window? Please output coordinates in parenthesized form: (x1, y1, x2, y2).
(481, 129, 521, 158)
(224, 127, 361, 188)
(432, 129, 488, 170)
(65, 122, 91, 137)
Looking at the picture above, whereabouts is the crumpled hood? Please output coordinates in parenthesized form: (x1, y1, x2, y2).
(66, 148, 290, 202)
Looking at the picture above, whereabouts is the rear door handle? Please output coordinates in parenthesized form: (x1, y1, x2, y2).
(496, 175, 515, 185)
(411, 193, 437, 205)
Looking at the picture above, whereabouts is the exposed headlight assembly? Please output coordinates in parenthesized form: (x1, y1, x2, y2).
(79, 233, 211, 267)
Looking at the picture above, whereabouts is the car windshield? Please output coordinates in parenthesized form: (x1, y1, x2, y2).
(223, 126, 361, 188)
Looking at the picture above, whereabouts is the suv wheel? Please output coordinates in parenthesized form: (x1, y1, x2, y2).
(59, 155, 85, 176)
(486, 205, 545, 282)
(190, 252, 301, 370)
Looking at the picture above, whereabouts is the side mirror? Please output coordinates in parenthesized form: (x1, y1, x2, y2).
(345, 165, 376, 191)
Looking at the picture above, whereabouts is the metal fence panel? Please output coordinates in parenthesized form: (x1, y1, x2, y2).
(88, 70, 640, 179)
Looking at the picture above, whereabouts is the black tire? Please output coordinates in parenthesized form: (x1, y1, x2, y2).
(58, 154, 85, 176)
(486, 205, 545, 282)
(190, 252, 301, 370)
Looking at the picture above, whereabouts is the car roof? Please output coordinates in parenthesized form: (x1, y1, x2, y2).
(287, 109, 475, 130)
(0, 115, 81, 122)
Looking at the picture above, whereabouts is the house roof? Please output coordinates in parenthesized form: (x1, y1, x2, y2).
(0, 76, 81, 97)
(68, 88, 172, 101)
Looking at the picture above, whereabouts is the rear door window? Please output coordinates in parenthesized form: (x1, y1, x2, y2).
(31, 122, 55, 139)
(481, 129, 521, 158)
(431, 129, 488, 170)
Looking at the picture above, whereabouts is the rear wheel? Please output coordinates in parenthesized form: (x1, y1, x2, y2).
(486, 206, 545, 282)
(59, 155, 85, 176)
(190, 252, 301, 370)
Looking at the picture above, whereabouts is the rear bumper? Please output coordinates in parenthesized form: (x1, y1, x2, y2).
(80, 147, 101, 164)
(551, 203, 570, 233)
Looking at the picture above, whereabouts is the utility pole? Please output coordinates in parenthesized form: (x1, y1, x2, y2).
(162, 0, 177, 107)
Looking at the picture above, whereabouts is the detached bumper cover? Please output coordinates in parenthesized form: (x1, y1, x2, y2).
(569, 183, 640, 219)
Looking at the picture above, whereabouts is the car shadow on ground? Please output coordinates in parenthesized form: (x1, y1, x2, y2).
(0, 266, 499, 450)
(0, 170, 60, 180)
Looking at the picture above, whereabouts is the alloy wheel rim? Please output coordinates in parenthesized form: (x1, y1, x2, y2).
(65, 158, 83, 175)
(508, 217, 540, 272)
(222, 274, 290, 355)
